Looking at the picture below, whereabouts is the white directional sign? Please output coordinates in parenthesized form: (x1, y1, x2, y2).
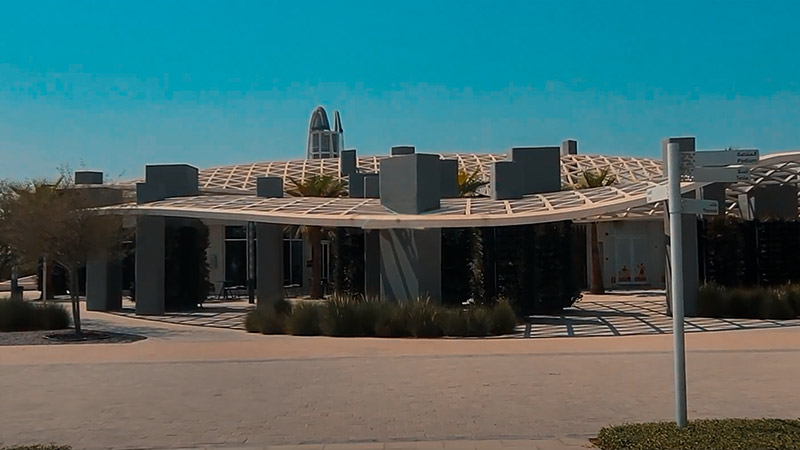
(646, 183, 669, 203)
(680, 198, 719, 215)
(690, 166, 751, 182)
(681, 149, 759, 169)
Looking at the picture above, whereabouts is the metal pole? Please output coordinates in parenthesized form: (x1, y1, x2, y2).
(667, 142, 688, 427)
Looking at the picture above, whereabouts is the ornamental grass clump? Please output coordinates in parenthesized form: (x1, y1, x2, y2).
(698, 283, 800, 320)
(0, 298, 70, 332)
(286, 302, 324, 336)
(243, 294, 520, 338)
(244, 305, 287, 334)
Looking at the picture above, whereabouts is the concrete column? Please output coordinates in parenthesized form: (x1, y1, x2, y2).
(662, 137, 699, 317)
(206, 224, 225, 293)
(364, 229, 381, 299)
(379, 228, 441, 303)
(256, 223, 284, 307)
(135, 216, 165, 315)
(86, 249, 122, 311)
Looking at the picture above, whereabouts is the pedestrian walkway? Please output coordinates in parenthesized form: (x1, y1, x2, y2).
(109, 291, 800, 338)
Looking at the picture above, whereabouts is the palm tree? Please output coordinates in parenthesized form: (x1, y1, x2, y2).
(457, 168, 489, 197)
(286, 174, 348, 299)
(456, 168, 490, 303)
(571, 168, 618, 295)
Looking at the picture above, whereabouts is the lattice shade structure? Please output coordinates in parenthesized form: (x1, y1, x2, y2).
(105, 180, 709, 229)
(106, 151, 800, 226)
(182, 153, 665, 193)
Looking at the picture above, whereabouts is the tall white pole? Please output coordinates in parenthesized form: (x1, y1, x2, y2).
(667, 142, 688, 427)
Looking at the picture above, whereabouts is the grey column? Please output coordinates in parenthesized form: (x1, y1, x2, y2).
(256, 223, 284, 307)
(379, 228, 441, 303)
(135, 216, 165, 315)
(662, 137, 699, 317)
(86, 249, 122, 311)
(364, 229, 381, 299)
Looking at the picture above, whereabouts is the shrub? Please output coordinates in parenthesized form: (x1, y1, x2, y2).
(487, 299, 518, 335)
(373, 304, 411, 338)
(593, 418, 800, 450)
(0, 299, 70, 332)
(286, 302, 323, 336)
(698, 284, 800, 320)
(244, 306, 286, 334)
(396, 299, 444, 338)
(442, 307, 492, 337)
(321, 296, 380, 337)
(273, 298, 293, 316)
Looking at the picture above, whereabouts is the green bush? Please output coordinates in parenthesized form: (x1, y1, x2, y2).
(374, 304, 411, 338)
(593, 418, 800, 450)
(0, 299, 70, 332)
(321, 296, 380, 337)
(244, 295, 520, 338)
(243, 306, 286, 334)
(286, 302, 323, 336)
(487, 299, 518, 335)
(698, 284, 800, 320)
(396, 299, 445, 338)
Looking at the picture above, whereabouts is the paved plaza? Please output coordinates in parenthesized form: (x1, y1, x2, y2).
(110, 292, 800, 338)
(2, 303, 800, 450)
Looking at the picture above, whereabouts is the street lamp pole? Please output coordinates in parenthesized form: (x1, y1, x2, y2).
(667, 142, 688, 428)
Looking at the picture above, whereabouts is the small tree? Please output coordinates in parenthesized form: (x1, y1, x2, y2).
(286, 174, 348, 299)
(0, 178, 124, 334)
(456, 168, 490, 303)
(570, 168, 618, 295)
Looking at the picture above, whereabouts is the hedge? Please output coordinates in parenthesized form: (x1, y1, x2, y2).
(0, 298, 70, 332)
(244, 297, 518, 338)
(698, 284, 800, 320)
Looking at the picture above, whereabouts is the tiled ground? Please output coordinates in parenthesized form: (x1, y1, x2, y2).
(111, 292, 800, 338)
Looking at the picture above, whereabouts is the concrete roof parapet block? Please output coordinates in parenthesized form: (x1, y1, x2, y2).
(391, 145, 415, 156)
(380, 153, 440, 214)
(363, 173, 380, 198)
(136, 182, 166, 204)
(439, 159, 460, 198)
(348, 172, 366, 198)
(144, 164, 199, 198)
(490, 161, 523, 200)
(75, 171, 103, 185)
(256, 176, 284, 198)
(508, 146, 561, 195)
(340, 148, 357, 177)
(561, 139, 578, 156)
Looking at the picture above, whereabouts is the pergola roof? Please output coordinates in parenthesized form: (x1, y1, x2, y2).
(194, 153, 664, 192)
(107, 180, 709, 229)
(104, 151, 800, 228)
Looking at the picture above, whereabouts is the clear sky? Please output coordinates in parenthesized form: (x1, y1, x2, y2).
(1, 0, 799, 180)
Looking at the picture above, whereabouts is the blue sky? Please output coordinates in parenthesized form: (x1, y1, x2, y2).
(1, 0, 799, 180)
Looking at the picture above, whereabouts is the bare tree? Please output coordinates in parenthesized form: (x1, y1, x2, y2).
(0, 178, 124, 334)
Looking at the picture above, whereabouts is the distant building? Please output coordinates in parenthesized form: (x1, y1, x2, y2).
(306, 106, 344, 159)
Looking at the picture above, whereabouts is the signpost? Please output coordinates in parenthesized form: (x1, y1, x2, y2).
(661, 144, 760, 428)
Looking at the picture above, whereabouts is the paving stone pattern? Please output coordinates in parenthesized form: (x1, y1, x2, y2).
(112, 294, 800, 338)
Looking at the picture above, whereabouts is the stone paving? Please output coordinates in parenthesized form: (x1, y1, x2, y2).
(3, 306, 800, 449)
(110, 292, 800, 338)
